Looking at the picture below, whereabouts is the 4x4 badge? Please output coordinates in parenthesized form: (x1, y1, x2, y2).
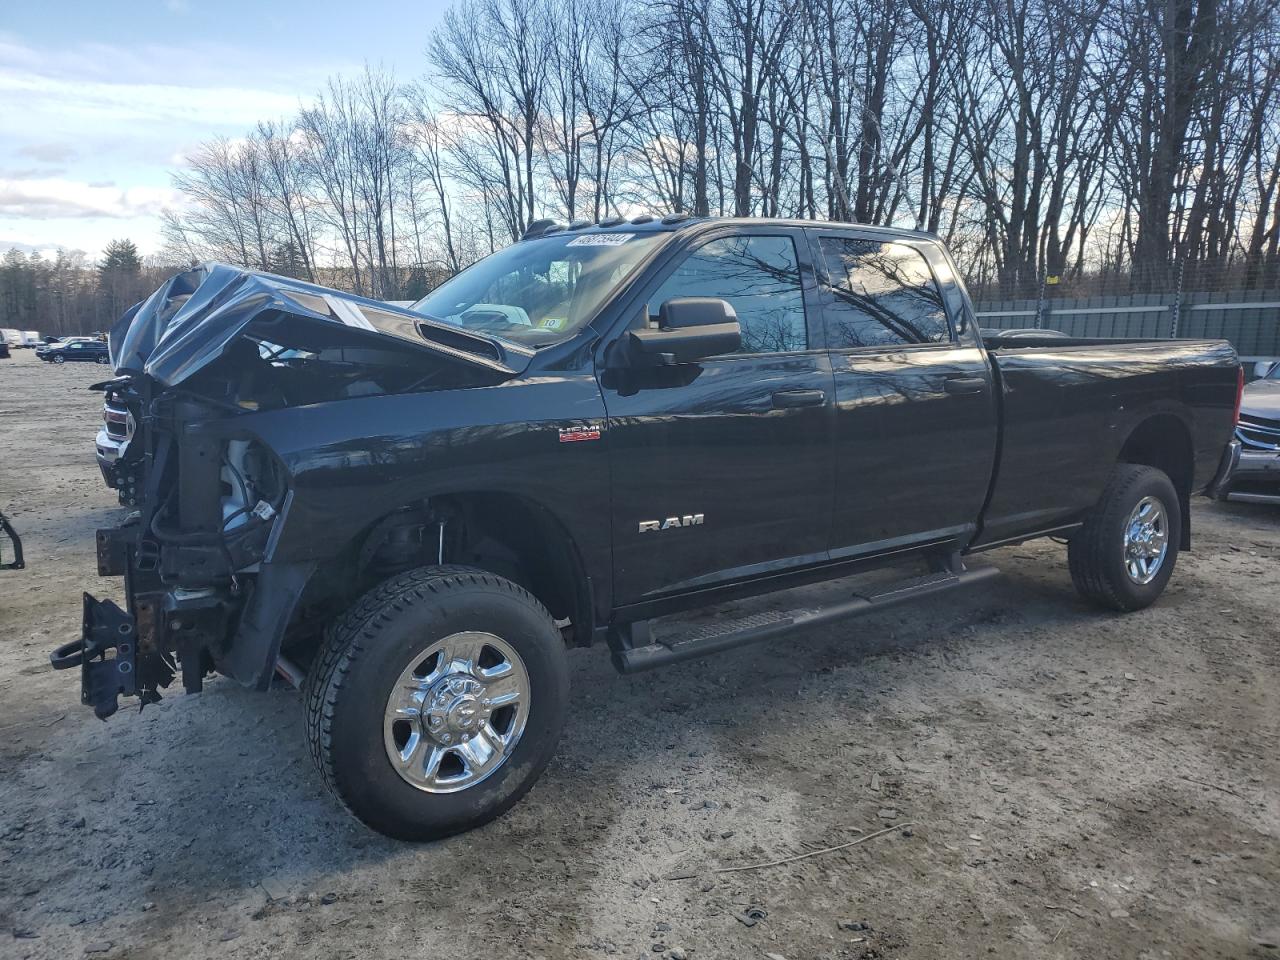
(638, 514, 704, 533)
(559, 427, 601, 443)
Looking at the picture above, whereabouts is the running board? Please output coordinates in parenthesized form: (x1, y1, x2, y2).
(614, 563, 1000, 673)
(1224, 491, 1280, 505)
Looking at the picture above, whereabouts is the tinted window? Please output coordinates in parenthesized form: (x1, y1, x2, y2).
(819, 238, 950, 348)
(650, 235, 807, 354)
(412, 232, 664, 347)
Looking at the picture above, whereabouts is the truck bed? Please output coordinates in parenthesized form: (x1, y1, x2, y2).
(973, 336, 1240, 548)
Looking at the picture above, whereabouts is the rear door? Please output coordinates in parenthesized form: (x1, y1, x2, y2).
(601, 226, 835, 607)
(809, 230, 997, 558)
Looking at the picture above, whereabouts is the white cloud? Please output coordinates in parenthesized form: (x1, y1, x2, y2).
(0, 70, 304, 134)
(0, 177, 183, 219)
(0, 32, 336, 93)
(0, 31, 360, 257)
(17, 142, 78, 164)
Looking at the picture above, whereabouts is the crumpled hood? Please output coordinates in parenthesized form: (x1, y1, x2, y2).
(109, 263, 531, 387)
(1242, 378, 1280, 420)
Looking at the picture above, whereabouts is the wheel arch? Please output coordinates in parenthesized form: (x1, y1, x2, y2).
(436, 490, 595, 644)
(1116, 413, 1194, 549)
(309, 489, 597, 648)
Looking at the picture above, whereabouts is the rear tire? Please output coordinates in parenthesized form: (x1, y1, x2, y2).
(1068, 464, 1181, 611)
(305, 565, 569, 841)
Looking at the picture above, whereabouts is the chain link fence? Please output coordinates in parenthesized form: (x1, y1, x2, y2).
(966, 252, 1280, 302)
(970, 253, 1280, 368)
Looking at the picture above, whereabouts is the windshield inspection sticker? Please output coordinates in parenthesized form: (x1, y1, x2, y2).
(566, 234, 634, 247)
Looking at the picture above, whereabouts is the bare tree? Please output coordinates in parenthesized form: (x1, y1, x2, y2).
(163, 0, 1280, 298)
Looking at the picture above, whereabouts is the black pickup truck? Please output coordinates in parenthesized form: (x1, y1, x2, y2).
(49, 216, 1241, 840)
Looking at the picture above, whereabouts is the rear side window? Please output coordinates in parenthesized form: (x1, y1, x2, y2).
(818, 238, 950, 348)
(649, 235, 807, 354)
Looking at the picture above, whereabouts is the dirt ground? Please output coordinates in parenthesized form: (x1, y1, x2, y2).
(0, 346, 1276, 960)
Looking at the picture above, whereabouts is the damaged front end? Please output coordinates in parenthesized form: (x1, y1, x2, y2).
(51, 263, 525, 719)
(51, 372, 295, 718)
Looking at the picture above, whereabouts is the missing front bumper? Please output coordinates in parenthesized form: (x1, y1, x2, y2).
(49, 594, 156, 720)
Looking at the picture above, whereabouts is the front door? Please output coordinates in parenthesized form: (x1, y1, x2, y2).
(601, 227, 835, 608)
(809, 230, 998, 559)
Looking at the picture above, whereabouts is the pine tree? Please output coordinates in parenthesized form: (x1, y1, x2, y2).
(99, 239, 142, 278)
(269, 240, 306, 279)
(98, 239, 144, 323)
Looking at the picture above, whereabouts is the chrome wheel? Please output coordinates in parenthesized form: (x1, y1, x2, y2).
(382, 631, 530, 794)
(1123, 495, 1169, 585)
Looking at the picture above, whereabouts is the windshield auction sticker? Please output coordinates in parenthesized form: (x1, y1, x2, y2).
(566, 234, 634, 246)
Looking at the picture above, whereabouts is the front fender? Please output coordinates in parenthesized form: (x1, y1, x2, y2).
(240, 372, 613, 605)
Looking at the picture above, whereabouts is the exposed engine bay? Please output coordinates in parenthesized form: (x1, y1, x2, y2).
(53, 263, 529, 719)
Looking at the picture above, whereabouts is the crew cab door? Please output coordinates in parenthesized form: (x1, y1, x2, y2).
(808, 230, 998, 558)
(600, 227, 834, 608)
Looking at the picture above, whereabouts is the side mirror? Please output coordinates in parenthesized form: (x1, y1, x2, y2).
(628, 297, 741, 364)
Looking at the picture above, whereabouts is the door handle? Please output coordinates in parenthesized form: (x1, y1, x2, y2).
(771, 389, 826, 409)
(943, 377, 988, 395)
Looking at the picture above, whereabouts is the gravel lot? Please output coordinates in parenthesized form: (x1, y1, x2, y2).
(1, 346, 1277, 960)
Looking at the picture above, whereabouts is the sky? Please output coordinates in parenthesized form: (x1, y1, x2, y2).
(0, 0, 449, 261)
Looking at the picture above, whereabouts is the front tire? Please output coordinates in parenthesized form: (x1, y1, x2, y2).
(1068, 464, 1181, 611)
(52, 354, 65, 363)
(305, 565, 569, 840)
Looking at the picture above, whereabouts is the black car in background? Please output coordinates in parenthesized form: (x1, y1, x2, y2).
(36, 336, 101, 359)
(0, 340, 9, 359)
(40, 339, 110, 364)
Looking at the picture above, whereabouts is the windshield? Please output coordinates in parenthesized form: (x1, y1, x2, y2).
(411, 232, 664, 346)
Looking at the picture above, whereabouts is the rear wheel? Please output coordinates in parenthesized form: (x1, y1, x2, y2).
(305, 565, 569, 840)
(1068, 464, 1181, 611)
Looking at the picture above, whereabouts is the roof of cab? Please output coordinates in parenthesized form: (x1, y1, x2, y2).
(520, 214, 940, 244)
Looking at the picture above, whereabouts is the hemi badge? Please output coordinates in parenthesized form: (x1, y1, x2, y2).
(559, 427, 601, 443)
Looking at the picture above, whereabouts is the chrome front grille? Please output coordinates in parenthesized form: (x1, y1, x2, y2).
(1237, 414, 1280, 450)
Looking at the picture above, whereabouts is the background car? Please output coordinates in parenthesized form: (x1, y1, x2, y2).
(35, 336, 94, 359)
(40, 339, 110, 364)
(0, 340, 10, 359)
(1218, 361, 1280, 504)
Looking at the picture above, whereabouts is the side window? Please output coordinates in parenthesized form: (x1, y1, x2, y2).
(649, 235, 807, 354)
(819, 238, 951, 348)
